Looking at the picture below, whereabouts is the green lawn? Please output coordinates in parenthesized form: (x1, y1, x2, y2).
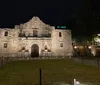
(0, 59, 100, 85)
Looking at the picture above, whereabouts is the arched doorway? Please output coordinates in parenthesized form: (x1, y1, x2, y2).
(31, 44, 39, 57)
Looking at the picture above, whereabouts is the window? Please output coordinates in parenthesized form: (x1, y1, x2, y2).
(33, 30, 38, 37)
(60, 43, 63, 47)
(4, 31, 8, 36)
(4, 43, 7, 48)
(59, 32, 62, 37)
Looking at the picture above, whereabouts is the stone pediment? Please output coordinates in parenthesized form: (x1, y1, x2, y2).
(14, 16, 54, 36)
(22, 16, 50, 30)
(30, 16, 41, 22)
(28, 16, 43, 24)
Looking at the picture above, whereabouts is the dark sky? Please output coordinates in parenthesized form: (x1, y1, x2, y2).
(0, 0, 100, 37)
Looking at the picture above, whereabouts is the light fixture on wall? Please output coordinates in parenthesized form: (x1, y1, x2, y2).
(45, 49, 48, 52)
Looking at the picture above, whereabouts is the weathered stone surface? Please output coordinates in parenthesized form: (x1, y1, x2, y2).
(0, 16, 73, 58)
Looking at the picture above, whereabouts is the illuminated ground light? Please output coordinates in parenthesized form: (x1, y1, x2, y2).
(73, 79, 93, 85)
(53, 81, 93, 85)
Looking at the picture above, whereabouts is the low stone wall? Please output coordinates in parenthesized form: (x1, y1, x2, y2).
(72, 57, 100, 67)
(0, 57, 11, 68)
(0, 56, 70, 68)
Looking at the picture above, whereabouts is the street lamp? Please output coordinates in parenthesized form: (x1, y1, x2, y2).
(74, 46, 78, 49)
(88, 46, 92, 49)
(73, 46, 78, 57)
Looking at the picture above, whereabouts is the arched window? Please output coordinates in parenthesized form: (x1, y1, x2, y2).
(59, 32, 62, 37)
(33, 30, 38, 37)
(4, 31, 8, 36)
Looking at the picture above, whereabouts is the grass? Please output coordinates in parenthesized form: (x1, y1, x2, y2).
(0, 59, 100, 85)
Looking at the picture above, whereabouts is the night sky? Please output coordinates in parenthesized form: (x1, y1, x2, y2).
(0, 0, 100, 37)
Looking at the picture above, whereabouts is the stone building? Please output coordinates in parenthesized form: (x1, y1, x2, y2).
(0, 16, 73, 58)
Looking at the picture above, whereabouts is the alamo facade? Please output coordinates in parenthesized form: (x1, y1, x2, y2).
(0, 16, 73, 58)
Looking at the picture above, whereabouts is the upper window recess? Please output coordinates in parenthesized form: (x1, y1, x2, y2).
(33, 30, 38, 37)
(59, 32, 62, 37)
(4, 31, 8, 36)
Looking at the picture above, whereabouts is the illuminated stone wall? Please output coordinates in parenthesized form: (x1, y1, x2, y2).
(0, 16, 73, 58)
(51, 29, 73, 57)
